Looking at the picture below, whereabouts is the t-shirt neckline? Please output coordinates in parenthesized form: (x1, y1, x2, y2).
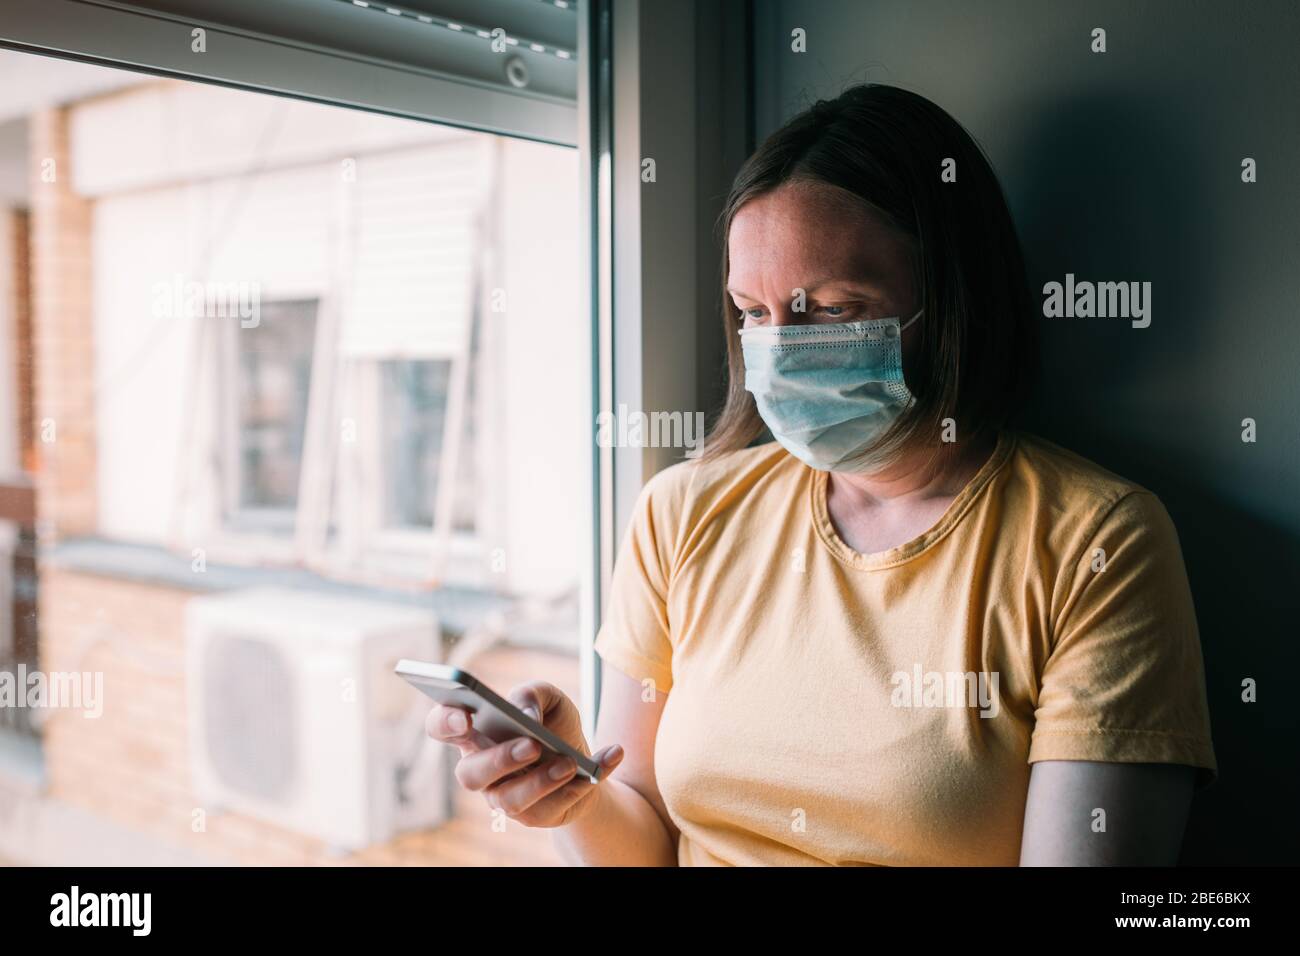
(809, 430, 1017, 571)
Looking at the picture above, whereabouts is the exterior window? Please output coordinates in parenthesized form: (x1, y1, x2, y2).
(223, 300, 318, 531)
(379, 359, 453, 531)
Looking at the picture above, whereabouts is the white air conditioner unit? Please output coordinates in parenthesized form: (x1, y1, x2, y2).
(185, 587, 447, 851)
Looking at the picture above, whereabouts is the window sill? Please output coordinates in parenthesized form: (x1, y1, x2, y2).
(39, 536, 573, 646)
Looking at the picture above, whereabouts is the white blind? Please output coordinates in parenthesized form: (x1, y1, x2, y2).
(340, 137, 494, 359)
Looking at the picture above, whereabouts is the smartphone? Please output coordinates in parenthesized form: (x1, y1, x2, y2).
(395, 659, 602, 784)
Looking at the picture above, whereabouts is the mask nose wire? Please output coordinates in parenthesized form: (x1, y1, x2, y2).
(736, 307, 924, 337)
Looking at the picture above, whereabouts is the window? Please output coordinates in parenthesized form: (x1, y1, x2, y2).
(380, 359, 452, 531)
(0, 0, 592, 864)
(222, 299, 319, 532)
(375, 291, 484, 537)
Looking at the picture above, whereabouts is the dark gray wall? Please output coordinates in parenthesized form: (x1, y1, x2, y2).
(753, 0, 1299, 864)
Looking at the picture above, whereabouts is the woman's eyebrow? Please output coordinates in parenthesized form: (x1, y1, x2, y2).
(727, 280, 880, 299)
(801, 277, 884, 293)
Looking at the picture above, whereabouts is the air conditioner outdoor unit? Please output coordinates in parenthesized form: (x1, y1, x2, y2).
(185, 587, 446, 851)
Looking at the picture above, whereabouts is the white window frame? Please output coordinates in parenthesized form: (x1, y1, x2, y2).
(330, 353, 488, 587)
(217, 297, 321, 536)
(196, 292, 334, 569)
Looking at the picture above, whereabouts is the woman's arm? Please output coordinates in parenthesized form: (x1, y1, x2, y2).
(1019, 760, 1196, 865)
(552, 664, 679, 866)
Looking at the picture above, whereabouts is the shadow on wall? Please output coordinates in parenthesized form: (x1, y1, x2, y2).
(1011, 92, 1300, 864)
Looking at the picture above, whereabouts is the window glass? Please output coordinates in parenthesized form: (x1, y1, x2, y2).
(233, 299, 318, 517)
(0, 48, 587, 868)
(379, 358, 453, 531)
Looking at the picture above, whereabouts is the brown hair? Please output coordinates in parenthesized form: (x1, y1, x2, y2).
(702, 84, 1037, 467)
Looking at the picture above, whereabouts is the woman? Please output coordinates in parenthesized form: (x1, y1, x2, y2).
(426, 84, 1217, 866)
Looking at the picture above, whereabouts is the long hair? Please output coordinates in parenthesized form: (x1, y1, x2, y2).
(702, 84, 1037, 466)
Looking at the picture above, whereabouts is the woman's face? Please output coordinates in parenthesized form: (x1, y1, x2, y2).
(727, 180, 916, 333)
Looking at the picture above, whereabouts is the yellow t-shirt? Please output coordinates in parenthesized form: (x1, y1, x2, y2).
(593, 430, 1217, 866)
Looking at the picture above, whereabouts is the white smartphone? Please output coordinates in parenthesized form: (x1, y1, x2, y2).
(395, 659, 602, 784)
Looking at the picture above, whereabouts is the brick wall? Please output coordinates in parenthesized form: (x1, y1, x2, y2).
(28, 108, 96, 538)
(39, 566, 574, 866)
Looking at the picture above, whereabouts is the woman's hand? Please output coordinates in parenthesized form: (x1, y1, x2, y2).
(425, 680, 625, 828)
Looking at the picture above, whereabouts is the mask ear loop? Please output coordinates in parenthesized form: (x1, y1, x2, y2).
(899, 308, 923, 332)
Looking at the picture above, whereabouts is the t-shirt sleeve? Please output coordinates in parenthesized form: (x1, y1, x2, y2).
(591, 463, 693, 695)
(1029, 491, 1218, 789)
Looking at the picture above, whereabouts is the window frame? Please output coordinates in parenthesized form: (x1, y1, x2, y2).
(218, 296, 321, 535)
(351, 357, 486, 576)
(0, 0, 577, 146)
(196, 294, 331, 570)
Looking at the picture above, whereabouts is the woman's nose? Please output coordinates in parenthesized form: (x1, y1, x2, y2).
(768, 305, 805, 327)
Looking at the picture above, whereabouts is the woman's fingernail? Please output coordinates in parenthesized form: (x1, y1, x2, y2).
(523, 706, 540, 723)
(549, 758, 575, 781)
(447, 710, 467, 735)
(512, 738, 537, 761)
(603, 745, 623, 763)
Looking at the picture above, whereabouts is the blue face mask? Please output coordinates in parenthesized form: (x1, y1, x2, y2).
(739, 310, 922, 472)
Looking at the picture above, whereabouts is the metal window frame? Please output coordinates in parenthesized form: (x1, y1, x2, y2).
(0, 0, 577, 146)
(576, 0, 612, 733)
(582, 0, 753, 731)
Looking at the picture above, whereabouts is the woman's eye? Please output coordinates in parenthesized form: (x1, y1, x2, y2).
(816, 304, 857, 319)
(744, 308, 765, 320)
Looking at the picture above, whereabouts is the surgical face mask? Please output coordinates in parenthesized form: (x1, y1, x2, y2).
(739, 309, 922, 472)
